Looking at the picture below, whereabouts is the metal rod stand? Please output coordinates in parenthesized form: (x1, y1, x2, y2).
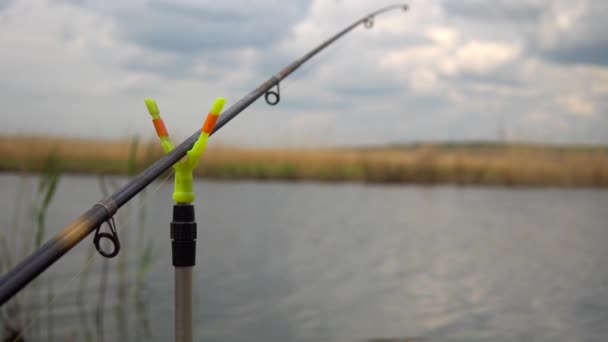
(171, 204, 197, 342)
(175, 267, 192, 342)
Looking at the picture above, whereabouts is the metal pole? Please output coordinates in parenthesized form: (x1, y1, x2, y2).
(171, 203, 196, 342)
(0, 3, 409, 305)
(175, 267, 192, 342)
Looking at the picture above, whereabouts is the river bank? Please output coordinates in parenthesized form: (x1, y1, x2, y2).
(1, 135, 607, 187)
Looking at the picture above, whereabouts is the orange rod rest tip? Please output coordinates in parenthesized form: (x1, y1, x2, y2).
(153, 118, 169, 137)
(201, 113, 219, 134)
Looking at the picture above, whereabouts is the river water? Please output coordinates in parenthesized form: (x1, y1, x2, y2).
(1, 173, 607, 341)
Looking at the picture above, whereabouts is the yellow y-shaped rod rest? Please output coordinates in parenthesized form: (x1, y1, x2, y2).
(144, 97, 226, 203)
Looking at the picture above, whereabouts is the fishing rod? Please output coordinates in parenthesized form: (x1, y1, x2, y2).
(0, 3, 409, 305)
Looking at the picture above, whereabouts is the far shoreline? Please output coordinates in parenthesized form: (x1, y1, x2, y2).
(1, 135, 607, 188)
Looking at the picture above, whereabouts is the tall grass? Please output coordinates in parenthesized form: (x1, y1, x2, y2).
(2, 136, 606, 187)
(34, 153, 61, 248)
(0, 153, 62, 342)
(197, 144, 608, 187)
(133, 137, 154, 339)
(34, 154, 62, 342)
(1, 176, 26, 342)
(0, 137, 157, 341)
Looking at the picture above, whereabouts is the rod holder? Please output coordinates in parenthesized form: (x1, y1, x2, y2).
(171, 204, 197, 267)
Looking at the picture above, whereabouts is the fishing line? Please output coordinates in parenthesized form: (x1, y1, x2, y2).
(11, 169, 175, 341)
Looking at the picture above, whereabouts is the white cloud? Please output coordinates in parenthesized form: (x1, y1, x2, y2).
(427, 26, 459, 47)
(556, 94, 596, 117)
(0, 0, 118, 95)
(381, 39, 520, 78)
(289, 113, 333, 128)
(408, 68, 438, 93)
(555, 2, 586, 30)
(539, 1, 587, 48)
(591, 82, 608, 95)
(525, 111, 549, 123)
(381, 46, 442, 69)
(447, 40, 521, 74)
(468, 83, 537, 97)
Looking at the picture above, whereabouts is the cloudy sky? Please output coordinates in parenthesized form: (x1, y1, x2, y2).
(0, 0, 607, 146)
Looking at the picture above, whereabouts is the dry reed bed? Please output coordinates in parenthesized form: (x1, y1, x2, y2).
(1, 136, 607, 186)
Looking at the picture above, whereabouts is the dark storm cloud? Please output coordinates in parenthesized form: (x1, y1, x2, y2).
(331, 82, 401, 97)
(442, 0, 608, 67)
(119, 47, 248, 80)
(441, 0, 544, 22)
(121, 55, 198, 79)
(543, 41, 608, 66)
(448, 65, 524, 88)
(285, 98, 350, 111)
(537, 1, 608, 67)
(0, 0, 13, 11)
(58, 0, 310, 78)
(115, 1, 310, 54)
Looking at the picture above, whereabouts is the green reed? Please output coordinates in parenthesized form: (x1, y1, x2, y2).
(1, 138, 157, 341)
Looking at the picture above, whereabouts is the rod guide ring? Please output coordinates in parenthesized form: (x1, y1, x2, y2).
(93, 201, 121, 258)
(265, 82, 280, 106)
